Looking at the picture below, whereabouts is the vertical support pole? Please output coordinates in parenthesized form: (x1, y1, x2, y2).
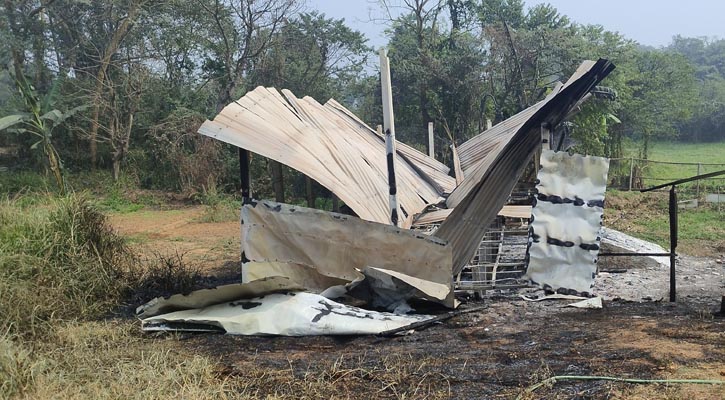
(486, 119, 492, 131)
(535, 123, 550, 176)
(305, 177, 314, 208)
(332, 195, 340, 213)
(628, 157, 634, 191)
(540, 123, 550, 151)
(428, 122, 434, 159)
(238, 148, 251, 199)
(238, 148, 251, 280)
(669, 185, 678, 302)
(379, 48, 398, 226)
(696, 162, 702, 198)
(269, 161, 285, 203)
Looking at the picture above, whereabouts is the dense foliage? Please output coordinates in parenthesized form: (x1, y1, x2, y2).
(0, 0, 722, 200)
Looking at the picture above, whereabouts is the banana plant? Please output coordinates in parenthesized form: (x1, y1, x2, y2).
(0, 76, 85, 195)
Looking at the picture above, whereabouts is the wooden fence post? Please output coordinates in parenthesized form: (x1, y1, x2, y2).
(628, 157, 634, 191)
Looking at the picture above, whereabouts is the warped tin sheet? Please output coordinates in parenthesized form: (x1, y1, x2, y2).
(141, 291, 433, 336)
(525, 150, 610, 294)
(435, 59, 615, 274)
(136, 276, 304, 319)
(199, 87, 452, 225)
(347, 267, 454, 311)
(241, 200, 455, 307)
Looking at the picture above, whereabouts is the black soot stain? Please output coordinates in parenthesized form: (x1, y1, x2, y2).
(229, 301, 263, 309)
(547, 237, 575, 247)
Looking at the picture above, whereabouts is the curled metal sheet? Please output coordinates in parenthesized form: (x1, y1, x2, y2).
(241, 200, 455, 308)
(435, 59, 615, 274)
(141, 291, 434, 336)
(525, 150, 610, 294)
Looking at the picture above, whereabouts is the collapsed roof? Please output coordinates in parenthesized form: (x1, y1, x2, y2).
(137, 59, 616, 335)
(199, 59, 614, 273)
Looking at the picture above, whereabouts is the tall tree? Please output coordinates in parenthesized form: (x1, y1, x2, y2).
(197, 0, 299, 112)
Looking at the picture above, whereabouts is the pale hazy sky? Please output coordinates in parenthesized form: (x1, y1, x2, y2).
(307, 0, 724, 48)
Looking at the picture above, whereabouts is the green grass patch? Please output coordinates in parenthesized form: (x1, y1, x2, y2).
(606, 190, 724, 256)
(619, 141, 725, 191)
(0, 171, 53, 195)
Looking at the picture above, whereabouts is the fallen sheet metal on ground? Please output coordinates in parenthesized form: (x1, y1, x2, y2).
(137, 276, 304, 319)
(524, 150, 610, 295)
(241, 200, 456, 308)
(141, 291, 434, 336)
(600, 227, 670, 269)
(346, 267, 456, 313)
(520, 293, 603, 309)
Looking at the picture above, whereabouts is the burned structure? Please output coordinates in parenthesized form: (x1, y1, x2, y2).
(138, 56, 616, 335)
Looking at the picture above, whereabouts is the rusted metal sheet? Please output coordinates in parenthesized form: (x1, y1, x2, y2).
(412, 205, 532, 226)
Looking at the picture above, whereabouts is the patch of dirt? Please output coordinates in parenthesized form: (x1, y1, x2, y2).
(596, 254, 724, 309)
(110, 206, 240, 272)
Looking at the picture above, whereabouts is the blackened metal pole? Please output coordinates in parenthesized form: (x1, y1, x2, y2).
(238, 148, 251, 199)
(379, 48, 399, 226)
(669, 185, 678, 302)
(428, 122, 434, 158)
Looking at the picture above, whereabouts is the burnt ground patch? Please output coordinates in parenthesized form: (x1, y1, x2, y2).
(167, 297, 725, 399)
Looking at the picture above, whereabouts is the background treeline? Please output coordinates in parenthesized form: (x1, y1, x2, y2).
(0, 0, 723, 199)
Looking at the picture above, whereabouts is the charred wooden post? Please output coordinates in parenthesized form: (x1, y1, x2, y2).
(305, 177, 314, 208)
(332, 195, 340, 213)
(238, 149, 251, 199)
(379, 48, 399, 226)
(540, 123, 551, 151)
(669, 185, 678, 302)
(268, 160, 285, 203)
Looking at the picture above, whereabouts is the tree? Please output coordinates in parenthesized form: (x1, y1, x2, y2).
(85, 0, 149, 168)
(620, 50, 697, 157)
(197, 0, 299, 112)
(0, 75, 84, 194)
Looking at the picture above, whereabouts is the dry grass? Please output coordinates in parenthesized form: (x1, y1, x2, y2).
(2, 321, 243, 400)
(0, 194, 229, 399)
(0, 194, 449, 400)
(230, 352, 452, 399)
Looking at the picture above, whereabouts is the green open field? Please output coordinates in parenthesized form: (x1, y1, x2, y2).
(607, 141, 725, 256)
(618, 141, 725, 190)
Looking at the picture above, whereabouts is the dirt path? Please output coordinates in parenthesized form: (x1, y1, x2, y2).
(109, 206, 241, 272)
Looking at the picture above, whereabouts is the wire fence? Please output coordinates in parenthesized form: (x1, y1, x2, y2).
(609, 158, 725, 199)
